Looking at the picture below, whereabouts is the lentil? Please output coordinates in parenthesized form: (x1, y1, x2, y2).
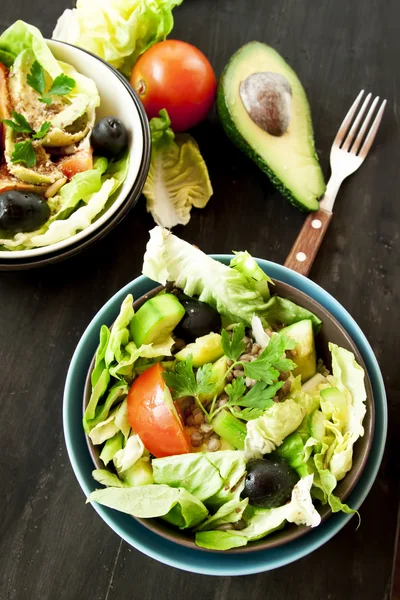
(190, 431, 204, 447)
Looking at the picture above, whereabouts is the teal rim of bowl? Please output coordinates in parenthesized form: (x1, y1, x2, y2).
(63, 257, 387, 576)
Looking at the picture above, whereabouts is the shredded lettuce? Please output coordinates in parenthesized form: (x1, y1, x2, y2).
(52, 0, 183, 77)
(143, 110, 212, 228)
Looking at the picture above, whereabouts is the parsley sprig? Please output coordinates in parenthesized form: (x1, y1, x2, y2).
(1, 112, 51, 167)
(163, 325, 297, 423)
(27, 60, 75, 104)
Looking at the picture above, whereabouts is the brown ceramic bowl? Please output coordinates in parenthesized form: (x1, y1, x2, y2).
(83, 280, 374, 553)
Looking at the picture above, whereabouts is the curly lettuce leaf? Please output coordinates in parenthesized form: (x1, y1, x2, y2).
(230, 251, 272, 300)
(0, 20, 61, 77)
(87, 484, 208, 529)
(142, 226, 271, 325)
(261, 295, 322, 332)
(143, 110, 212, 228)
(52, 0, 183, 77)
(195, 475, 321, 550)
(244, 399, 305, 458)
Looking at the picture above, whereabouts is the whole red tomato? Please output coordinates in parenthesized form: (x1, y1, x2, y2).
(130, 40, 216, 132)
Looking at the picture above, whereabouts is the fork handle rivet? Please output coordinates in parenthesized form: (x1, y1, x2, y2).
(296, 252, 307, 262)
(311, 219, 322, 229)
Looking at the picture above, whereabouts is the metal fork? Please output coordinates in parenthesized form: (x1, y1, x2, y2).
(284, 90, 387, 277)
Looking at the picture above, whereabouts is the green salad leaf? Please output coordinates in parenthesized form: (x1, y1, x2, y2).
(163, 356, 214, 400)
(52, 0, 183, 77)
(152, 451, 247, 510)
(0, 20, 62, 77)
(262, 296, 322, 332)
(143, 110, 213, 228)
(142, 227, 272, 326)
(1, 110, 34, 134)
(242, 333, 296, 384)
(87, 484, 208, 529)
(230, 251, 273, 300)
(245, 398, 306, 457)
(92, 469, 129, 488)
(195, 475, 321, 550)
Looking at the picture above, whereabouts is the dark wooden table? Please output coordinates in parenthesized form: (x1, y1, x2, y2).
(1, 1, 399, 598)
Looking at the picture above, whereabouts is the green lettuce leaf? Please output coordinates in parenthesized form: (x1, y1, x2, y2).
(0, 20, 62, 77)
(244, 399, 306, 457)
(88, 398, 129, 445)
(99, 431, 124, 466)
(261, 296, 322, 332)
(152, 451, 246, 509)
(230, 251, 272, 300)
(142, 226, 271, 325)
(330, 343, 366, 439)
(52, 0, 183, 77)
(87, 484, 208, 529)
(92, 468, 128, 488)
(195, 497, 248, 532)
(195, 475, 321, 550)
(84, 380, 128, 434)
(274, 433, 311, 478)
(113, 433, 144, 474)
(143, 110, 212, 228)
(195, 530, 248, 551)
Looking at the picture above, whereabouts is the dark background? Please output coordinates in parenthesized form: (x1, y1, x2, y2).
(1, 1, 399, 599)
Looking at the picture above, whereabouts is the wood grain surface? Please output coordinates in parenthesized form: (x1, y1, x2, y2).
(1, 1, 399, 599)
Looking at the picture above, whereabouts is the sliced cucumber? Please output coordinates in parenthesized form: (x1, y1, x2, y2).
(99, 431, 124, 466)
(175, 333, 224, 367)
(281, 319, 317, 382)
(212, 409, 247, 450)
(309, 410, 326, 442)
(130, 293, 185, 347)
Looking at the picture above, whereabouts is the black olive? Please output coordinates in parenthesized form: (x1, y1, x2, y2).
(91, 117, 128, 157)
(174, 295, 222, 342)
(242, 458, 298, 509)
(0, 191, 50, 233)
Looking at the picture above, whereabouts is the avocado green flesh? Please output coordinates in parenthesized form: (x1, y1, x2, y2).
(217, 42, 325, 211)
(281, 319, 317, 382)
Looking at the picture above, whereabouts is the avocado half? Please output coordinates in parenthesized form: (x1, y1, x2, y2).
(217, 42, 326, 211)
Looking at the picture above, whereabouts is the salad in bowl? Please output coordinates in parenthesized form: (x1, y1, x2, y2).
(0, 21, 130, 251)
(84, 227, 369, 551)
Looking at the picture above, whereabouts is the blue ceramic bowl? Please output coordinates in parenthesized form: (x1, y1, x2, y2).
(63, 258, 387, 576)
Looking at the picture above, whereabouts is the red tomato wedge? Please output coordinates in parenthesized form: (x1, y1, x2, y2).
(59, 146, 93, 179)
(127, 363, 190, 458)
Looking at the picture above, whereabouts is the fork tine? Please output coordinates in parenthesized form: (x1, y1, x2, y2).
(341, 93, 372, 151)
(333, 90, 365, 147)
(350, 96, 380, 154)
(357, 99, 387, 158)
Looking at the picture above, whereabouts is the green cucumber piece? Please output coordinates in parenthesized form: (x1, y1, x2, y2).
(212, 410, 247, 450)
(175, 333, 224, 367)
(199, 356, 228, 403)
(130, 294, 185, 347)
(281, 319, 317, 382)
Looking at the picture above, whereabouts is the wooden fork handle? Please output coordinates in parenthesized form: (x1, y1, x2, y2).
(284, 208, 333, 277)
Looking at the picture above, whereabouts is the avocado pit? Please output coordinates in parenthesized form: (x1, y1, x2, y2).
(239, 71, 292, 136)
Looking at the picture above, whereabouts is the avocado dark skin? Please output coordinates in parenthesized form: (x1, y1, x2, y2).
(174, 295, 222, 342)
